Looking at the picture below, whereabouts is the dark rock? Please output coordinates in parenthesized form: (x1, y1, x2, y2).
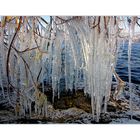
(99, 113, 112, 123)
(107, 103, 117, 112)
(132, 115, 140, 121)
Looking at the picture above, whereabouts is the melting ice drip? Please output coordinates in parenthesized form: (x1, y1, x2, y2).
(0, 16, 135, 122)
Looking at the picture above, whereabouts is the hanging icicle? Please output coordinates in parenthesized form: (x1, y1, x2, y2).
(0, 16, 136, 122)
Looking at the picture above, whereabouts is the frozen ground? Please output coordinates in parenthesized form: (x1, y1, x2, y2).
(0, 82, 140, 124)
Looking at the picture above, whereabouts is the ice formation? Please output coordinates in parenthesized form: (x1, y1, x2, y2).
(127, 17, 136, 119)
(0, 16, 137, 122)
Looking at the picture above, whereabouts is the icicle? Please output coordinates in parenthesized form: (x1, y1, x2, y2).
(128, 32, 132, 119)
(0, 70, 5, 97)
(28, 100, 32, 117)
(128, 17, 135, 119)
(0, 16, 138, 121)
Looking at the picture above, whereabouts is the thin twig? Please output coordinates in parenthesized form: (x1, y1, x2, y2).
(6, 16, 22, 88)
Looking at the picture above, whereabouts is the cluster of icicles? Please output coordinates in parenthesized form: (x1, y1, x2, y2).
(0, 16, 135, 122)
